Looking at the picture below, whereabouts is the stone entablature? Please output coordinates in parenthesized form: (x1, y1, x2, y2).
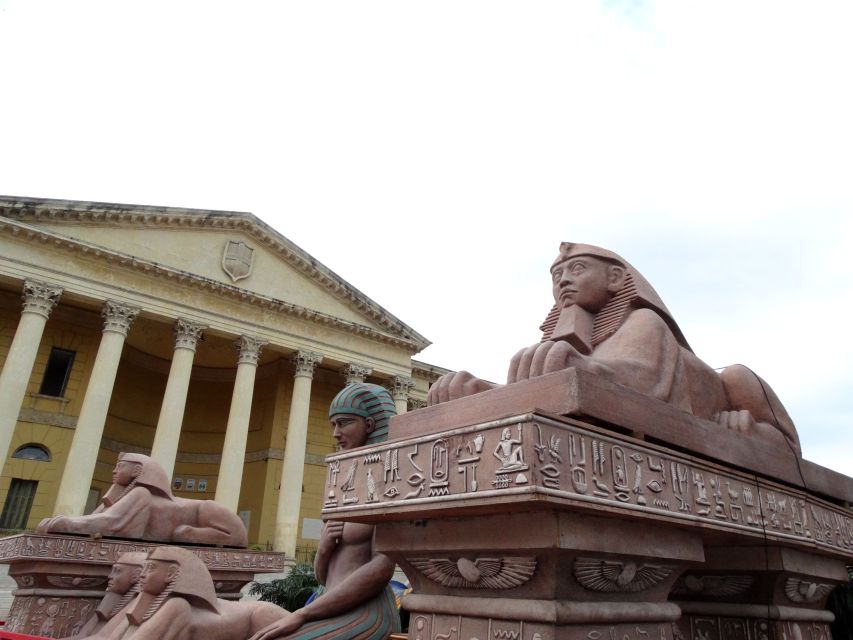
(323, 412, 853, 555)
(0, 216, 423, 356)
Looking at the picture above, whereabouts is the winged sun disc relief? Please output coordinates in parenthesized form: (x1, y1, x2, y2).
(573, 557, 674, 593)
(784, 578, 835, 603)
(408, 557, 536, 589)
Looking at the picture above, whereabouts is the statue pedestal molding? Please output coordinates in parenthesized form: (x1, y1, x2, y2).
(0, 534, 286, 637)
(322, 379, 853, 640)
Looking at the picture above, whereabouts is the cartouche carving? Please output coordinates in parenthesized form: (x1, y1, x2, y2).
(574, 558, 674, 593)
(408, 556, 537, 589)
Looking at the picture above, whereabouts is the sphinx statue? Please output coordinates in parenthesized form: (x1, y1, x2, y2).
(37, 452, 248, 546)
(249, 383, 401, 640)
(80, 546, 287, 640)
(428, 242, 801, 454)
(64, 551, 148, 639)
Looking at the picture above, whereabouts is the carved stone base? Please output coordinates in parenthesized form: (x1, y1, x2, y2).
(0, 533, 286, 637)
(323, 404, 853, 640)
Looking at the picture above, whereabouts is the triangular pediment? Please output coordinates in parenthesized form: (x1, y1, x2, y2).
(0, 196, 429, 349)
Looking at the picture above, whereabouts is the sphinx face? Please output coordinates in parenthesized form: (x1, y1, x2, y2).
(551, 255, 618, 314)
(107, 563, 140, 594)
(112, 460, 141, 486)
(139, 559, 177, 595)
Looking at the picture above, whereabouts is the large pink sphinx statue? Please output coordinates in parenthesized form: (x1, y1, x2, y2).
(37, 453, 248, 547)
(79, 546, 286, 640)
(428, 242, 801, 454)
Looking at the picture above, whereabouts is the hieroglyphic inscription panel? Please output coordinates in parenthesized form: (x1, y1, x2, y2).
(0, 534, 285, 571)
(323, 414, 853, 555)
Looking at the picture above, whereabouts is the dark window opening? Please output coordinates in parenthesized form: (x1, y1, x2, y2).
(39, 348, 75, 397)
(0, 479, 38, 529)
(12, 444, 51, 462)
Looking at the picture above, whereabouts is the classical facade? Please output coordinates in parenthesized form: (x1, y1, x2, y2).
(0, 196, 447, 557)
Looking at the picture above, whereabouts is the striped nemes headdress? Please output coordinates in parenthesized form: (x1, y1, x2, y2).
(329, 383, 397, 445)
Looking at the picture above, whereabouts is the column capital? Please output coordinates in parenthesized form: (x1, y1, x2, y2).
(21, 280, 63, 318)
(236, 335, 267, 366)
(102, 301, 140, 336)
(293, 350, 323, 379)
(174, 319, 206, 352)
(340, 362, 373, 385)
(389, 375, 415, 401)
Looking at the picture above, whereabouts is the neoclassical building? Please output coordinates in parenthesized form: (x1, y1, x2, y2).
(0, 196, 446, 557)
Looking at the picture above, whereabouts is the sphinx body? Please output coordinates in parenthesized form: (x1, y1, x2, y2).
(81, 547, 287, 640)
(428, 242, 801, 454)
(37, 453, 248, 547)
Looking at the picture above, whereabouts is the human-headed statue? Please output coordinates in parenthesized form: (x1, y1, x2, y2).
(249, 383, 401, 640)
(37, 453, 248, 546)
(64, 552, 148, 639)
(80, 546, 287, 640)
(428, 242, 801, 454)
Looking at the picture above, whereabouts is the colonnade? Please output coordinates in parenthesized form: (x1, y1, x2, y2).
(0, 279, 416, 555)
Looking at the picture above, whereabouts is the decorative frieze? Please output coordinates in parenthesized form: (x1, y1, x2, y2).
(293, 350, 323, 379)
(341, 363, 372, 385)
(322, 413, 853, 556)
(235, 335, 267, 366)
(21, 280, 63, 318)
(173, 318, 206, 351)
(101, 301, 139, 336)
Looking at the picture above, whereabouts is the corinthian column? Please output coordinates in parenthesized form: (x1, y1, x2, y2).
(390, 375, 414, 415)
(150, 319, 206, 479)
(214, 335, 267, 511)
(340, 362, 372, 386)
(0, 281, 62, 469)
(274, 349, 323, 555)
(54, 300, 139, 516)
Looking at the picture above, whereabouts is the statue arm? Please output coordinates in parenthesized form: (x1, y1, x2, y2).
(314, 520, 344, 585)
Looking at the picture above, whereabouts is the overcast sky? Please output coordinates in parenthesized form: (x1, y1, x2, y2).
(1, 1, 851, 476)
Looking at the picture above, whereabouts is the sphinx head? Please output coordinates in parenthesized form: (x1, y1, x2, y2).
(108, 552, 147, 594)
(550, 242, 626, 314)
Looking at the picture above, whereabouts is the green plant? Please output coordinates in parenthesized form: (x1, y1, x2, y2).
(248, 563, 319, 611)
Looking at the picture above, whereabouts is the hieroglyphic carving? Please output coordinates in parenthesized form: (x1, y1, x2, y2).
(7, 595, 99, 637)
(322, 416, 853, 555)
(408, 556, 536, 589)
(0, 534, 285, 571)
(574, 558, 674, 593)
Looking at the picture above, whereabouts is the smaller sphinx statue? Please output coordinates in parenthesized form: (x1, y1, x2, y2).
(428, 242, 801, 454)
(64, 552, 148, 639)
(37, 453, 248, 547)
(81, 546, 287, 640)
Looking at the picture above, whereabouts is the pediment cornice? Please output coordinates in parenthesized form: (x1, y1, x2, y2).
(0, 196, 430, 352)
(0, 213, 427, 353)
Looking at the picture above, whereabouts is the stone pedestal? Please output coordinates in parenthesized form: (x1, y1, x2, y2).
(0, 534, 286, 638)
(321, 373, 853, 640)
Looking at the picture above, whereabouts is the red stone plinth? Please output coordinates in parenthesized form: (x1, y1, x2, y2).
(0, 534, 286, 638)
(322, 398, 853, 640)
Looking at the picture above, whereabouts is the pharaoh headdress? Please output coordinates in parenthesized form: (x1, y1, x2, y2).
(540, 242, 692, 352)
(147, 546, 219, 614)
(329, 383, 397, 445)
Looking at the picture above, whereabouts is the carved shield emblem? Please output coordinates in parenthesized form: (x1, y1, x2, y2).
(222, 240, 254, 282)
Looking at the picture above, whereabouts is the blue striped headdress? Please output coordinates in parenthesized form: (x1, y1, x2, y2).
(329, 383, 397, 445)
